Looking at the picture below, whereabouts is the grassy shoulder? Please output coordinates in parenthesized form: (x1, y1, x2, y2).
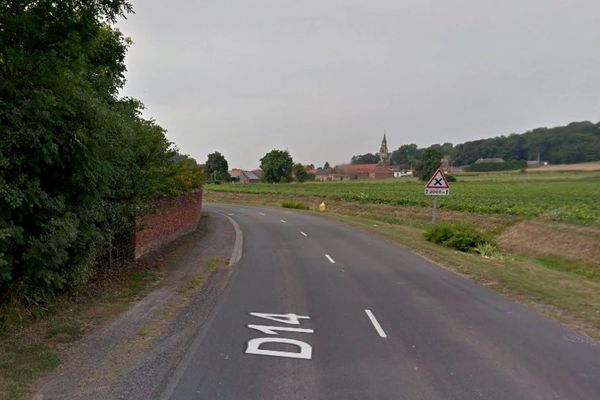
(205, 191, 600, 341)
(0, 263, 165, 399)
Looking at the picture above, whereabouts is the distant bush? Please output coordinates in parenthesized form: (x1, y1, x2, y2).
(424, 223, 495, 253)
(282, 202, 310, 210)
(464, 160, 527, 172)
(445, 174, 457, 182)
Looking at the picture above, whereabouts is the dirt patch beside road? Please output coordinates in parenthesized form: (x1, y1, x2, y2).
(31, 211, 237, 400)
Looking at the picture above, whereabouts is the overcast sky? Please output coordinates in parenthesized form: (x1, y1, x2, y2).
(118, 0, 600, 169)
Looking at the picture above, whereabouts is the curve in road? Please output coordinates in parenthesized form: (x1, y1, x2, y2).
(161, 203, 600, 400)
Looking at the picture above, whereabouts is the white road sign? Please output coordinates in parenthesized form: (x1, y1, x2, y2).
(424, 168, 450, 196)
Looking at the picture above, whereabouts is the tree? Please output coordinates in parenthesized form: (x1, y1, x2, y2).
(323, 161, 331, 170)
(0, 0, 202, 298)
(205, 152, 229, 182)
(351, 153, 380, 164)
(293, 163, 310, 183)
(260, 150, 293, 183)
(390, 144, 422, 169)
(415, 149, 443, 181)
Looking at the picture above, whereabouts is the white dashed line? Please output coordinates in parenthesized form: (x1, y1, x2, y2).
(259, 212, 266, 216)
(365, 309, 387, 338)
(300, 231, 308, 237)
(325, 254, 335, 264)
(227, 213, 235, 216)
(280, 219, 287, 223)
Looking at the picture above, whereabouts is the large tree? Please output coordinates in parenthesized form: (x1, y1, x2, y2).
(390, 144, 422, 169)
(351, 153, 380, 164)
(0, 0, 202, 296)
(292, 163, 310, 183)
(415, 149, 443, 181)
(260, 150, 293, 183)
(205, 152, 229, 182)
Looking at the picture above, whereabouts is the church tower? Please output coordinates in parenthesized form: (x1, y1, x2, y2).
(378, 133, 389, 165)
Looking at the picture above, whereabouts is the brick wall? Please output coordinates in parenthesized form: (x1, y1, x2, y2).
(134, 191, 203, 259)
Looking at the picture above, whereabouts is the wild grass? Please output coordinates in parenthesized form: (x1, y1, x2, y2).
(0, 264, 165, 400)
(282, 201, 310, 210)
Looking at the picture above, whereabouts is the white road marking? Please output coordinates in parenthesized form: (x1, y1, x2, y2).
(259, 212, 266, 216)
(250, 312, 310, 325)
(227, 213, 235, 216)
(365, 309, 387, 338)
(285, 211, 293, 214)
(247, 324, 314, 335)
(325, 254, 335, 264)
(280, 219, 287, 223)
(246, 312, 314, 360)
(246, 338, 312, 360)
(300, 231, 308, 237)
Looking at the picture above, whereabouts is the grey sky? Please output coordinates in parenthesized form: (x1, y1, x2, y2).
(118, 0, 600, 169)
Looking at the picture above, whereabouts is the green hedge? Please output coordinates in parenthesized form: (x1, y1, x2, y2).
(463, 160, 527, 172)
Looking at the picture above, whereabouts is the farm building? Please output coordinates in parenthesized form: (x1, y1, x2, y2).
(229, 169, 261, 184)
(315, 164, 394, 181)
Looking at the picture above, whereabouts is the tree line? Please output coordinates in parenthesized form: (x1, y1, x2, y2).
(1, 1, 202, 300)
(351, 121, 600, 168)
(205, 150, 314, 183)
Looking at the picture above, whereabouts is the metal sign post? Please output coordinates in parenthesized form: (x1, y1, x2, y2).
(432, 197, 439, 224)
(424, 168, 450, 224)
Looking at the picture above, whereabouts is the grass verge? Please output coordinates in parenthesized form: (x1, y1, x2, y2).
(282, 201, 310, 210)
(179, 257, 222, 295)
(0, 262, 166, 400)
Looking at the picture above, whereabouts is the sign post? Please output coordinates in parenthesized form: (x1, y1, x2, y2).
(424, 168, 450, 224)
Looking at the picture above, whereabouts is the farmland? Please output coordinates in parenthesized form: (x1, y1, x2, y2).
(207, 171, 600, 225)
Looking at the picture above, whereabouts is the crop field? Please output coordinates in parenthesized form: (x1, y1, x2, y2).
(207, 171, 600, 225)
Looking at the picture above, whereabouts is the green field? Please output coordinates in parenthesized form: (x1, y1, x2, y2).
(207, 171, 600, 225)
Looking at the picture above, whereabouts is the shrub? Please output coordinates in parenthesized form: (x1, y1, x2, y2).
(475, 242, 500, 258)
(282, 202, 310, 210)
(424, 223, 495, 253)
(463, 160, 527, 172)
(446, 174, 457, 182)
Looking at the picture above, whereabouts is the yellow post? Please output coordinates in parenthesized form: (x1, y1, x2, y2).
(319, 202, 327, 212)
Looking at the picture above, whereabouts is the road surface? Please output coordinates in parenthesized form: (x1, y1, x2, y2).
(161, 203, 600, 400)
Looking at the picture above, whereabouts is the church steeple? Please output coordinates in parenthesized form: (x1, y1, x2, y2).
(378, 132, 389, 165)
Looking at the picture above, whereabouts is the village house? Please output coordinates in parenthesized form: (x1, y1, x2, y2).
(315, 134, 395, 181)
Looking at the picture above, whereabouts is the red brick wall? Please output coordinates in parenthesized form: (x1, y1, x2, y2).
(134, 191, 203, 259)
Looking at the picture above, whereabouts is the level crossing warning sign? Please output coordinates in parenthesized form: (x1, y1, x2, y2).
(424, 168, 450, 196)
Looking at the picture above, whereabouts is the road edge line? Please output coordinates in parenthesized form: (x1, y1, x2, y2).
(158, 210, 244, 400)
(223, 213, 243, 267)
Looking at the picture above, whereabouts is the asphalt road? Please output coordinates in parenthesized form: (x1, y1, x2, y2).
(161, 203, 600, 400)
